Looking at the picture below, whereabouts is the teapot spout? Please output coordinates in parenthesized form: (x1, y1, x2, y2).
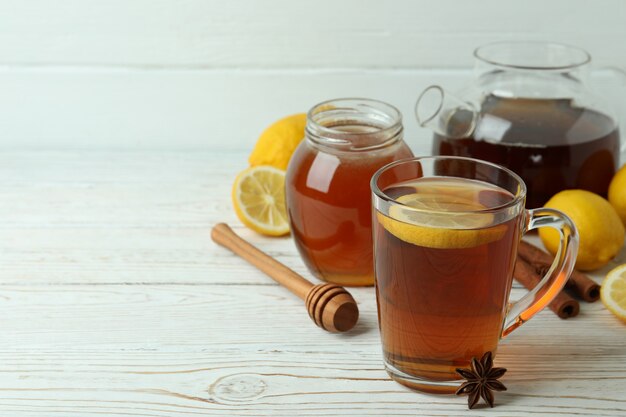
(415, 85, 478, 138)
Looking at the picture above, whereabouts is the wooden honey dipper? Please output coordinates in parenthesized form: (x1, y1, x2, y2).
(211, 223, 359, 332)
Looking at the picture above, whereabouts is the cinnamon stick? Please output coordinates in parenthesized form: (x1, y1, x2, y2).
(513, 257, 579, 319)
(518, 240, 600, 302)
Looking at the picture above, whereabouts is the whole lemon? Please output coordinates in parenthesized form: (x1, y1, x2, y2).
(608, 163, 626, 226)
(249, 113, 307, 170)
(539, 190, 625, 271)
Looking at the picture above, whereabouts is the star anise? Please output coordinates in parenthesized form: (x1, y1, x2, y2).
(455, 351, 507, 409)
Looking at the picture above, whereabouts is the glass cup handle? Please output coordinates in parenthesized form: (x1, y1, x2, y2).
(501, 208, 579, 337)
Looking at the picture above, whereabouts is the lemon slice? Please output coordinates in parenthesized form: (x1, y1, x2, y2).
(601, 264, 626, 323)
(232, 166, 289, 236)
(377, 193, 507, 249)
(396, 192, 490, 213)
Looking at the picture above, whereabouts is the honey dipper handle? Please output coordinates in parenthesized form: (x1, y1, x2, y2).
(211, 223, 313, 300)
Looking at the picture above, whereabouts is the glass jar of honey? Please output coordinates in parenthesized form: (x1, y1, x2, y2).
(286, 98, 413, 286)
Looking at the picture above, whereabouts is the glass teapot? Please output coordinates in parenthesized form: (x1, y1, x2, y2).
(415, 41, 623, 208)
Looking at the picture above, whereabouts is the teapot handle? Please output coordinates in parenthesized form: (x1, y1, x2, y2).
(414, 85, 478, 139)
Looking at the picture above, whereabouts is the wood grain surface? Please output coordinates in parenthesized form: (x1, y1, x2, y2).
(1, 151, 625, 416)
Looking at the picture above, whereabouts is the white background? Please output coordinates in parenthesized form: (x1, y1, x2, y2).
(0, 0, 625, 152)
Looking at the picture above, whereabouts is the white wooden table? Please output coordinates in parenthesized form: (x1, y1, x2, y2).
(1, 151, 625, 416)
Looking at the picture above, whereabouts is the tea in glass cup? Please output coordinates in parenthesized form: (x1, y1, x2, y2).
(371, 156, 578, 393)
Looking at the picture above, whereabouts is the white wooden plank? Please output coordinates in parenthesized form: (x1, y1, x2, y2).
(0, 69, 625, 151)
(0, 284, 624, 416)
(0, 151, 295, 285)
(0, 0, 624, 69)
(2, 151, 623, 285)
(1, 284, 621, 350)
(0, 68, 459, 151)
(1, 151, 625, 415)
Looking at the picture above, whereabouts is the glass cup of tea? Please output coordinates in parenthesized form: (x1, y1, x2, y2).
(371, 156, 579, 394)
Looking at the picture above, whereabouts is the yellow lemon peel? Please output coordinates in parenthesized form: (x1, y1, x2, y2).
(249, 113, 307, 170)
(539, 190, 625, 271)
(601, 264, 626, 323)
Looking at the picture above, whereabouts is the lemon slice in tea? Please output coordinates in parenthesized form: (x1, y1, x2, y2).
(377, 191, 507, 249)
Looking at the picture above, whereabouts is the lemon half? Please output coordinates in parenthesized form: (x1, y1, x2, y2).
(601, 264, 626, 323)
(232, 166, 289, 236)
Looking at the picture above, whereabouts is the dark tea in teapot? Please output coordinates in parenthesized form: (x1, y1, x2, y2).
(433, 95, 620, 207)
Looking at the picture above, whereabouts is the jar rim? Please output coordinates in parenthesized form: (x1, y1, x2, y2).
(474, 41, 591, 71)
(306, 98, 403, 151)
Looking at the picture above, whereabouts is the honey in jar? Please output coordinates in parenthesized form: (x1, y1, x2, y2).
(286, 99, 413, 286)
